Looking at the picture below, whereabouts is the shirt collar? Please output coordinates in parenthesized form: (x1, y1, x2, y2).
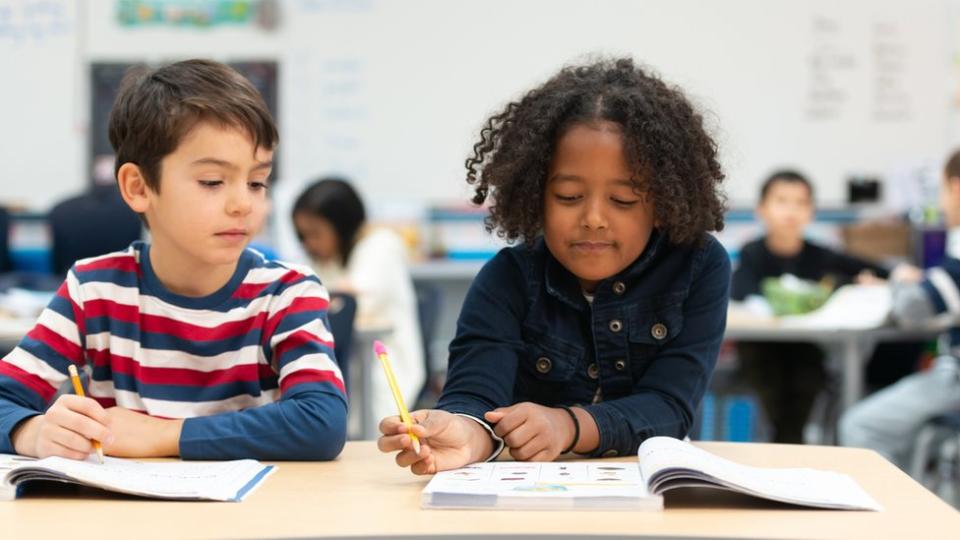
(542, 228, 665, 309)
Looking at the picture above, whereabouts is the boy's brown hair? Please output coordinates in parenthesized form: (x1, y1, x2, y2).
(946, 149, 960, 179)
(108, 59, 278, 193)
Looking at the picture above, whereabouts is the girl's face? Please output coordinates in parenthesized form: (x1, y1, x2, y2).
(293, 211, 340, 263)
(543, 121, 656, 293)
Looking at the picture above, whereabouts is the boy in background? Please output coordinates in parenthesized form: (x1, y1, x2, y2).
(0, 59, 347, 461)
(732, 170, 895, 443)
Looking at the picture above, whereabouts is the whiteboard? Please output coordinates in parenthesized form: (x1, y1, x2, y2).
(0, 0, 80, 210)
(277, 0, 958, 210)
(1, 0, 958, 220)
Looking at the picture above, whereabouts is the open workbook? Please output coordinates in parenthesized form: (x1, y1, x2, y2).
(0, 454, 274, 502)
(421, 436, 882, 511)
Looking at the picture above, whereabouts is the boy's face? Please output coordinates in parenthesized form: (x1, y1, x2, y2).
(543, 121, 656, 293)
(756, 180, 813, 240)
(134, 121, 272, 273)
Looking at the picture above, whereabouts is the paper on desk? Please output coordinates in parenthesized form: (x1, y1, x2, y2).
(2, 455, 274, 502)
(779, 285, 891, 330)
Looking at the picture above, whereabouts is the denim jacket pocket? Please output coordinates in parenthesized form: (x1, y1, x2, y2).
(626, 300, 685, 378)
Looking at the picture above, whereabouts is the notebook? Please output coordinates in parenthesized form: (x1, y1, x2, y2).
(0, 454, 274, 502)
(421, 437, 882, 511)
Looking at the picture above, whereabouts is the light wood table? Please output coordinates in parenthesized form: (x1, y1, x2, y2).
(3, 441, 958, 539)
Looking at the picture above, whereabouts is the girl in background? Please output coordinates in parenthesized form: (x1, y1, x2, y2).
(293, 178, 425, 430)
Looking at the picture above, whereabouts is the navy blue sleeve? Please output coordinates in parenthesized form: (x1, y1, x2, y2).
(179, 387, 347, 460)
(435, 250, 528, 423)
(584, 238, 731, 456)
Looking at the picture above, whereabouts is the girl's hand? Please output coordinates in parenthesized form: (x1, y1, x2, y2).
(485, 402, 575, 462)
(377, 409, 493, 475)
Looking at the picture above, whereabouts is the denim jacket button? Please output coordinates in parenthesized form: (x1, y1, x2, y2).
(608, 319, 623, 333)
(612, 281, 626, 295)
(651, 323, 668, 340)
(614, 359, 627, 371)
(602, 449, 619, 457)
(535, 357, 552, 374)
(587, 363, 599, 379)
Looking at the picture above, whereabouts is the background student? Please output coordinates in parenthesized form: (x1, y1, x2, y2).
(292, 177, 425, 425)
(840, 149, 960, 468)
(378, 57, 730, 474)
(0, 59, 347, 461)
(731, 170, 917, 443)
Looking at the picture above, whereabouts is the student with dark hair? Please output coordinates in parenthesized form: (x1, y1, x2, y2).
(0, 59, 347, 461)
(293, 177, 425, 425)
(378, 57, 730, 473)
(732, 169, 891, 443)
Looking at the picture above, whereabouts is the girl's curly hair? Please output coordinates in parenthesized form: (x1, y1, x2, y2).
(466, 57, 726, 246)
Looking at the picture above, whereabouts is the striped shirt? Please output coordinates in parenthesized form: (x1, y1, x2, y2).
(0, 242, 348, 460)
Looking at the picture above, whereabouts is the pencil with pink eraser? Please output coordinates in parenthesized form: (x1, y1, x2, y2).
(373, 340, 421, 455)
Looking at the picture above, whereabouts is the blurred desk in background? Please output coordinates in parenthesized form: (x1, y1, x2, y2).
(726, 306, 936, 410)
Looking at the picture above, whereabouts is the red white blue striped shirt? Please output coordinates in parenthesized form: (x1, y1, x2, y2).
(0, 242, 347, 460)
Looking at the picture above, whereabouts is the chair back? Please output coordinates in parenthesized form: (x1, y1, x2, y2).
(327, 292, 357, 393)
(49, 186, 142, 275)
(414, 284, 443, 403)
(0, 207, 11, 273)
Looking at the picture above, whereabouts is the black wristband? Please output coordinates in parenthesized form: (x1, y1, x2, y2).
(560, 406, 580, 454)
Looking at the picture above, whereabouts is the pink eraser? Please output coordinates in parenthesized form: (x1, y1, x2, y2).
(373, 340, 388, 356)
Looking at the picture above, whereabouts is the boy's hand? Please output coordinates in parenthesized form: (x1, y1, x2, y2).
(484, 402, 574, 462)
(377, 409, 493, 475)
(11, 394, 113, 460)
(890, 263, 924, 284)
(101, 407, 183, 458)
(854, 270, 885, 286)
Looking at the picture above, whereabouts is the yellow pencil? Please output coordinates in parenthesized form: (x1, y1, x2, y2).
(67, 364, 104, 464)
(373, 340, 420, 455)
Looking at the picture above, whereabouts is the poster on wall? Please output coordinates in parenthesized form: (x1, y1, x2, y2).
(114, 0, 278, 30)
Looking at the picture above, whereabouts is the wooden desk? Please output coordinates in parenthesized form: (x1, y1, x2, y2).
(3, 441, 958, 539)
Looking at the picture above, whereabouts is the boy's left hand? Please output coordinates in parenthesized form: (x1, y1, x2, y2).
(101, 407, 184, 458)
(484, 402, 575, 462)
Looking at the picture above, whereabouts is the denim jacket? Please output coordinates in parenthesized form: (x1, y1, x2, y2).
(436, 230, 731, 457)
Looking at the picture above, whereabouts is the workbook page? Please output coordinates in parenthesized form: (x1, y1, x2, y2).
(424, 461, 653, 501)
(6, 456, 273, 501)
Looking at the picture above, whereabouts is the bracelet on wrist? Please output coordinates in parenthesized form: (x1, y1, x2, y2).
(559, 406, 580, 454)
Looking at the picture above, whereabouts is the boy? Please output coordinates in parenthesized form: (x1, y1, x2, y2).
(731, 170, 891, 443)
(0, 59, 347, 461)
(840, 150, 960, 468)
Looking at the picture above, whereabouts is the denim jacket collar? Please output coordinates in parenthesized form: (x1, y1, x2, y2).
(543, 228, 665, 311)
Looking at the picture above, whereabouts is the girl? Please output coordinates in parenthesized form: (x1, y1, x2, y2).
(292, 178, 425, 427)
(379, 58, 729, 473)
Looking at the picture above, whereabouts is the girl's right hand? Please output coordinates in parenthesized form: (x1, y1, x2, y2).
(377, 409, 493, 475)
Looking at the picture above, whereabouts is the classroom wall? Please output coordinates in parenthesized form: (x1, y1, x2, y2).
(2, 0, 960, 257)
